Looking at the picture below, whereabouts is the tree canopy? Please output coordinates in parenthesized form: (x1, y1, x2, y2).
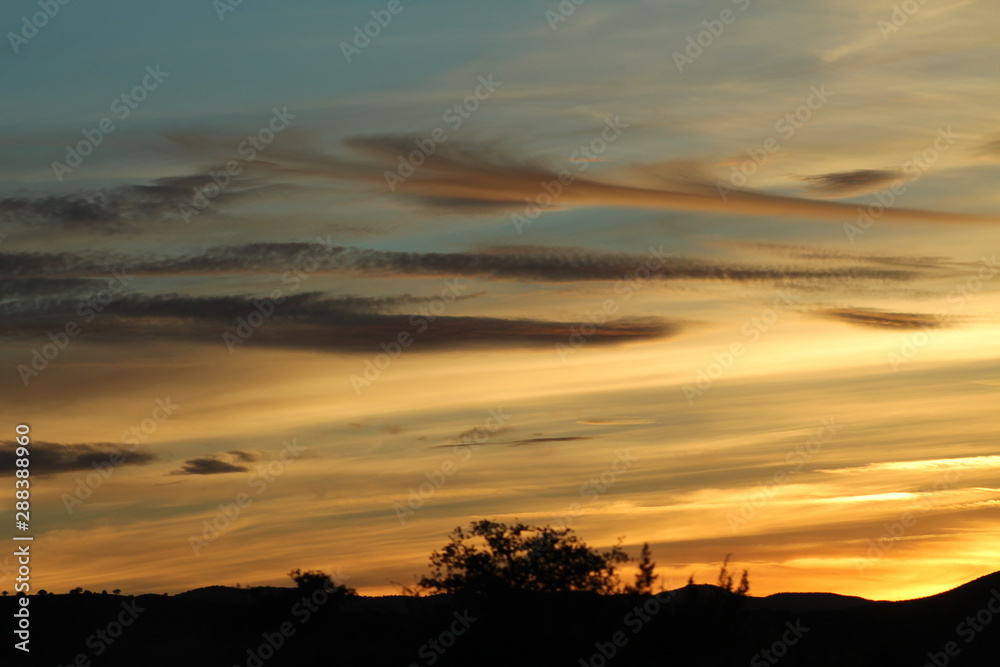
(288, 568, 356, 596)
(418, 519, 630, 596)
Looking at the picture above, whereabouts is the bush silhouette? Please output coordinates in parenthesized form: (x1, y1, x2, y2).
(716, 554, 749, 596)
(288, 569, 356, 596)
(418, 519, 630, 596)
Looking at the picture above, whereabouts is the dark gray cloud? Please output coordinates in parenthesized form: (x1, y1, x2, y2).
(0, 441, 156, 475)
(0, 290, 680, 351)
(172, 457, 249, 475)
(505, 436, 593, 447)
(0, 175, 274, 232)
(0, 180, 195, 231)
(1, 278, 102, 300)
(435, 434, 592, 448)
(0, 244, 919, 284)
(816, 308, 948, 330)
(801, 170, 902, 197)
(0, 291, 446, 329)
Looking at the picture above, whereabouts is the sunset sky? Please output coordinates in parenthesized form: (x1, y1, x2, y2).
(2, 0, 998, 601)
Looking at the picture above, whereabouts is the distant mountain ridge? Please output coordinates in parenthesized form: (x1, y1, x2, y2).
(8, 571, 999, 666)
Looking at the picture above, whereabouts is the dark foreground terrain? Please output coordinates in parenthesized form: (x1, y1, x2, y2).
(7, 571, 999, 666)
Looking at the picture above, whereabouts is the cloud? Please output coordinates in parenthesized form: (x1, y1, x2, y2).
(230, 133, 990, 225)
(0, 175, 276, 232)
(731, 241, 951, 270)
(172, 457, 249, 475)
(1, 278, 102, 299)
(4, 132, 989, 238)
(0, 290, 680, 352)
(819, 456, 1000, 475)
(800, 170, 903, 198)
(815, 307, 949, 330)
(505, 436, 593, 447)
(978, 139, 1000, 158)
(0, 244, 921, 285)
(577, 418, 655, 425)
(450, 425, 514, 444)
(0, 441, 156, 475)
(227, 450, 260, 463)
(435, 433, 592, 448)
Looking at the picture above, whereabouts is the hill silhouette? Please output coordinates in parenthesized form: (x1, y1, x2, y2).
(7, 571, 999, 666)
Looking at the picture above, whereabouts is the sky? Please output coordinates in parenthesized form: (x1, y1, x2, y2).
(1, 0, 998, 601)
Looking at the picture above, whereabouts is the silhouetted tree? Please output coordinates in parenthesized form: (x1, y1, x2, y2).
(288, 569, 356, 596)
(736, 569, 750, 596)
(112, 589, 121, 595)
(631, 542, 658, 594)
(716, 554, 750, 596)
(418, 519, 630, 596)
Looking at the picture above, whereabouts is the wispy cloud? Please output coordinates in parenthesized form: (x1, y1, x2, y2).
(171, 133, 993, 225)
(577, 417, 655, 425)
(0, 441, 156, 475)
(0, 290, 680, 352)
(171, 456, 250, 475)
(0, 176, 270, 232)
(819, 456, 1000, 475)
(0, 244, 922, 284)
(800, 169, 903, 198)
(815, 307, 949, 330)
